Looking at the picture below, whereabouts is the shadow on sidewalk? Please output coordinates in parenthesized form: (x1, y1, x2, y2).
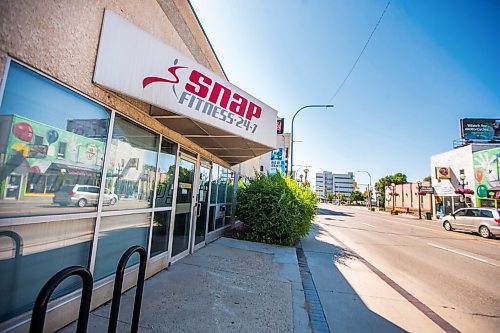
(301, 221, 407, 333)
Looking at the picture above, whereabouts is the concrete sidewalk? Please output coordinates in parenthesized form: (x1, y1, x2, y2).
(60, 225, 445, 333)
(60, 238, 309, 333)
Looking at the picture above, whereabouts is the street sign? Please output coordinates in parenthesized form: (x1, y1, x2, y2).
(419, 186, 434, 194)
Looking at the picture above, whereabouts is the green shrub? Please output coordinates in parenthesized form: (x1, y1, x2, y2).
(235, 173, 317, 246)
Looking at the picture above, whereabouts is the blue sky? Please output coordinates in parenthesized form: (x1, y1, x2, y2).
(190, 0, 500, 188)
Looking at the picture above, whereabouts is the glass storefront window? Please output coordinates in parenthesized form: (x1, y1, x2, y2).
(155, 139, 177, 208)
(0, 62, 110, 218)
(210, 164, 219, 204)
(103, 116, 158, 210)
(93, 213, 151, 280)
(217, 167, 228, 204)
(0, 218, 95, 321)
(150, 211, 171, 257)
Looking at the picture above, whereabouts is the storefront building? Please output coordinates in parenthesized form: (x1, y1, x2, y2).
(430, 144, 500, 218)
(384, 182, 432, 214)
(0, 1, 277, 331)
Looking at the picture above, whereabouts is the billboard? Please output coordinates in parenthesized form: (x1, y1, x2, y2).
(461, 118, 500, 142)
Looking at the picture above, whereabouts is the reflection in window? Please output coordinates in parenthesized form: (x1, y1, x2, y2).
(155, 139, 177, 208)
(103, 115, 158, 210)
(94, 213, 151, 281)
(0, 62, 109, 217)
(0, 219, 94, 321)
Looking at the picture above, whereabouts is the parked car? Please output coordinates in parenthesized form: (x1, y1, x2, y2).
(53, 184, 118, 207)
(442, 207, 500, 238)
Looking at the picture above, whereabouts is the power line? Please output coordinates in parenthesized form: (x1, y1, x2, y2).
(328, 0, 391, 103)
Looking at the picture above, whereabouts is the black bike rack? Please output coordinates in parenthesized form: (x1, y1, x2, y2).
(29, 266, 93, 333)
(0, 230, 23, 258)
(107, 246, 147, 333)
(1, 231, 23, 311)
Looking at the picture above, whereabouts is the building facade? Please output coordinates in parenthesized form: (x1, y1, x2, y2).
(384, 182, 432, 214)
(430, 144, 500, 217)
(0, 1, 277, 331)
(316, 171, 354, 200)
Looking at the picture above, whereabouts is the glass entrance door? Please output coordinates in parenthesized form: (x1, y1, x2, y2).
(193, 165, 210, 249)
(171, 158, 196, 258)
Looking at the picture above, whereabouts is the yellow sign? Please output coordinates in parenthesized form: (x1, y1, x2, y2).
(179, 182, 192, 189)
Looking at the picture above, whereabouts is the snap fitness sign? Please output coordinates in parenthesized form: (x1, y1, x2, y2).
(93, 10, 277, 148)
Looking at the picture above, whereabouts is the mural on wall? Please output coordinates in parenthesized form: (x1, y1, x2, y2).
(473, 147, 500, 200)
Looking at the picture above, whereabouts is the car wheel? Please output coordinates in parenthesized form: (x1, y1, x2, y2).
(479, 226, 491, 238)
(443, 221, 453, 231)
(109, 198, 117, 205)
(77, 198, 87, 207)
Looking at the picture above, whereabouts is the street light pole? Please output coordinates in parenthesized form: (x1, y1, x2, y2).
(459, 172, 466, 207)
(357, 170, 372, 209)
(294, 165, 311, 180)
(391, 182, 396, 213)
(290, 104, 334, 178)
(416, 181, 422, 219)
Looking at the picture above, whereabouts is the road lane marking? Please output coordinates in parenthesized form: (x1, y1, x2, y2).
(379, 218, 500, 247)
(362, 223, 376, 228)
(427, 243, 489, 263)
(319, 205, 500, 247)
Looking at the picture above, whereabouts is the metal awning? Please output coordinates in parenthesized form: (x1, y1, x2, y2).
(150, 106, 272, 165)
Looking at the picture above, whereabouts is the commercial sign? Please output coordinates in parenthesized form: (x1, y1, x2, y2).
(269, 148, 285, 175)
(461, 118, 500, 142)
(276, 118, 284, 134)
(419, 186, 434, 194)
(435, 167, 451, 180)
(93, 10, 277, 148)
(434, 185, 454, 196)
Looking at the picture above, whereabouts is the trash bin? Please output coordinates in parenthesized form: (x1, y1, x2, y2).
(425, 212, 432, 220)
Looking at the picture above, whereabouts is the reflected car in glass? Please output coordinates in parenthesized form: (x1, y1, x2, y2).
(442, 207, 500, 238)
(53, 184, 118, 207)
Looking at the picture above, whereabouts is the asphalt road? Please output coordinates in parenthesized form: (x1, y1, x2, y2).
(314, 203, 500, 333)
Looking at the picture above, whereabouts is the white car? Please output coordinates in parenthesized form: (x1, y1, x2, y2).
(53, 184, 118, 207)
(442, 207, 500, 238)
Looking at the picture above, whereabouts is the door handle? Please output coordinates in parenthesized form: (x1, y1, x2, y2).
(196, 202, 202, 217)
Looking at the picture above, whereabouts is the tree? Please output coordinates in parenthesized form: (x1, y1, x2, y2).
(423, 175, 431, 184)
(348, 190, 365, 204)
(374, 173, 407, 208)
(326, 193, 335, 203)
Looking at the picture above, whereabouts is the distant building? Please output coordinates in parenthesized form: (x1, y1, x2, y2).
(316, 171, 354, 200)
(384, 182, 432, 214)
